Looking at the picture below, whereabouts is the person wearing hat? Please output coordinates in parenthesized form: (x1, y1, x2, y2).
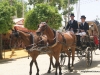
(65, 13, 78, 33)
(79, 15, 89, 36)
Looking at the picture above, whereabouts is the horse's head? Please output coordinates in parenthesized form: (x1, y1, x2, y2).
(89, 23, 98, 31)
(36, 22, 48, 36)
(11, 28, 20, 38)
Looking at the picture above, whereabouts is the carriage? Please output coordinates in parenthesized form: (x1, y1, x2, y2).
(60, 20, 100, 67)
(11, 21, 100, 75)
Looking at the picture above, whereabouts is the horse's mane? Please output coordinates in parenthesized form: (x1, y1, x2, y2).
(17, 30, 34, 44)
(51, 29, 56, 37)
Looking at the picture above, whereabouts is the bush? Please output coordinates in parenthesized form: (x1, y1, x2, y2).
(25, 3, 62, 30)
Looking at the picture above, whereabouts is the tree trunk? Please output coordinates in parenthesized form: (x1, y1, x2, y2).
(0, 34, 3, 59)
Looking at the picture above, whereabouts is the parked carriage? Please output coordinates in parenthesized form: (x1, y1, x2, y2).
(60, 20, 100, 67)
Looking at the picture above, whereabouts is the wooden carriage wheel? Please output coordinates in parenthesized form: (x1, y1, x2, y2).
(85, 47, 93, 67)
(59, 53, 66, 66)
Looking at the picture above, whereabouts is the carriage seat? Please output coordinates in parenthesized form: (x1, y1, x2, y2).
(90, 36, 94, 41)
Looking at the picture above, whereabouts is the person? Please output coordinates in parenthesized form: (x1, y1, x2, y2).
(79, 15, 89, 37)
(76, 15, 89, 46)
(65, 13, 78, 33)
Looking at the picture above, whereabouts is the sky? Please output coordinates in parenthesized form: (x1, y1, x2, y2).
(73, 0, 100, 22)
(24, 0, 100, 22)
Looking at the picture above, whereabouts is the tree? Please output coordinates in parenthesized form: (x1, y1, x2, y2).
(10, 0, 23, 18)
(25, 3, 62, 30)
(15, 1, 23, 18)
(28, 0, 78, 23)
(28, 0, 78, 10)
(0, 0, 22, 18)
(0, 1, 15, 59)
(15, 0, 28, 18)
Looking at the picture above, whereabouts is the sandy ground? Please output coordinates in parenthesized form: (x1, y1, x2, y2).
(0, 49, 100, 75)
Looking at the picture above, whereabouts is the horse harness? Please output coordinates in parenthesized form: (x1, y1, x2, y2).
(47, 30, 76, 48)
(26, 33, 48, 52)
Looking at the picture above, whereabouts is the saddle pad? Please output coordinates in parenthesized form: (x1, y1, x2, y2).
(64, 32, 73, 38)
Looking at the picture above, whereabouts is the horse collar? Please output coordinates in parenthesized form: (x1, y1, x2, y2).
(48, 30, 58, 47)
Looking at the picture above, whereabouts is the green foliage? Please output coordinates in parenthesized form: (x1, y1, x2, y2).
(16, 2, 23, 18)
(0, 1, 15, 33)
(25, 3, 62, 30)
(11, 0, 23, 18)
(15, 0, 28, 18)
(28, 0, 78, 15)
(0, 0, 24, 18)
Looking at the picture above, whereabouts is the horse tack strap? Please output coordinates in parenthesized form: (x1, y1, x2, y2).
(30, 32, 34, 44)
(58, 32, 66, 44)
(48, 31, 58, 48)
(49, 42, 58, 48)
(48, 31, 67, 48)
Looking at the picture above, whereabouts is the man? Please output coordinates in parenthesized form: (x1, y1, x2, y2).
(79, 15, 89, 36)
(66, 13, 78, 33)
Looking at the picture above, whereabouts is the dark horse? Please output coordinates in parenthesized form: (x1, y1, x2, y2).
(36, 22, 76, 75)
(11, 29, 55, 75)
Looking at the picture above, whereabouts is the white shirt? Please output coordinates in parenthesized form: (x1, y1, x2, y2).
(71, 20, 74, 24)
(82, 22, 85, 26)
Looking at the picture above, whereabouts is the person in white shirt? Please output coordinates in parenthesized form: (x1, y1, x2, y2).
(79, 15, 89, 37)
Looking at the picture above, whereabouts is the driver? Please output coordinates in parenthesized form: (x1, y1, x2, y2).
(65, 13, 78, 33)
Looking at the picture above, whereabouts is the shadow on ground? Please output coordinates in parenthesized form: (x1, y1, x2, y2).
(0, 58, 16, 64)
(63, 59, 100, 70)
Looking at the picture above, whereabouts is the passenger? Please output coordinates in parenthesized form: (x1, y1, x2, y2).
(79, 15, 89, 37)
(75, 15, 89, 46)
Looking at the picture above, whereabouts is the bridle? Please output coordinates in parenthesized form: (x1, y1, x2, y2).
(38, 22, 57, 46)
(38, 23, 48, 33)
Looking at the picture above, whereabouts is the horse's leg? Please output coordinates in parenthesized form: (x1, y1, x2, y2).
(10, 49, 15, 58)
(51, 56, 55, 68)
(70, 47, 75, 72)
(47, 55, 52, 73)
(35, 60, 39, 75)
(54, 54, 61, 75)
(55, 60, 58, 75)
(29, 59, 33, 75)
(30, 51, 39, 75)
(68, 54, 71, 70)
(58, 62, 62, 75)
(65, 50, 71, 70)
(10, 41, 17, 58)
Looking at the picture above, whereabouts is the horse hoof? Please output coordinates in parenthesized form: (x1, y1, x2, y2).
(53, 66, 56, 68)
(29, 72, 32, 75)
(70, 69, 73, 72)
(36, 73, 39, 75)
(47, 70, 51, 73)
(55, 72, 58, 75)
(68, 67, 70, 70)
(59, 72, 62, 75)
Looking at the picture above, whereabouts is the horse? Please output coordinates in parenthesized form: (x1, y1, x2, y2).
(9, 28, 27, 58)
(89, 21, 100, 50)
(94, 20, 100, 49)
(36, 22, 76, 75)
(11, 29, 55, 75)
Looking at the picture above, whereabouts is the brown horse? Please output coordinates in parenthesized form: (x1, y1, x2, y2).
(11, 29, 55, 75)
(36, 22, 76, 75)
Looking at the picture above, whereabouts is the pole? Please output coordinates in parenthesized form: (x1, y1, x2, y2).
(22, 0, 24, 18)
(68, 0, 70, 22)
(78, 0, 80, 21)
(0, 34, 3, 59)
